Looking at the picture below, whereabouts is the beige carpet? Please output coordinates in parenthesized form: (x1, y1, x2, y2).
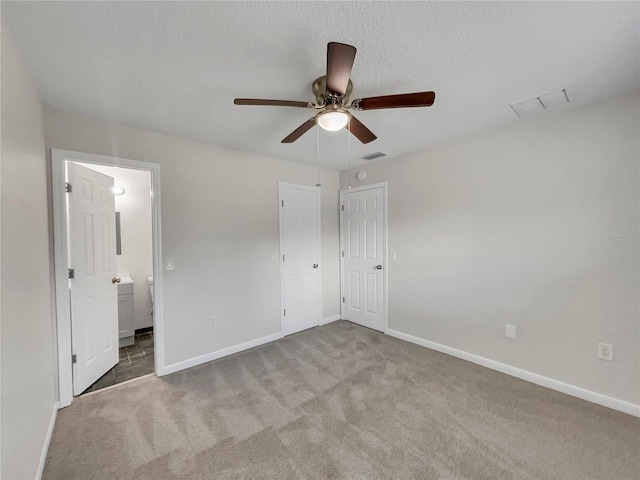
(44, 321, 639, 479)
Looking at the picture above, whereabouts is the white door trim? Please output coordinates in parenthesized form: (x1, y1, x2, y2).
(51, 149, 165, 408)
(278, 182, 322, 335)
(339, 182, 388, 332)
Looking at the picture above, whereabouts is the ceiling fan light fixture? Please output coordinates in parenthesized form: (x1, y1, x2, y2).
(316, 110, 349, 132)
(235, 42, 435, 144)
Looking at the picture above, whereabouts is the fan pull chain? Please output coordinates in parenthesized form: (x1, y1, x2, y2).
(316, 125, 321, 187)
(347, 117, 352, 189)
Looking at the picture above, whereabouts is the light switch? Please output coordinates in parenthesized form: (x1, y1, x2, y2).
(506, 325, 516, 339)
(165, 257, 175, 271)
(272, 251, 279, 262)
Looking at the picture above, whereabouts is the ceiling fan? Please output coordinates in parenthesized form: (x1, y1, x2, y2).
(234, 42, 436, 144)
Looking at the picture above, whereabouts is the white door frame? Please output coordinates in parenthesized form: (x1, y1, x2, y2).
(52, 149, 165, 408)
(278, 182, 322, 334)
(339, 182, 389, 332)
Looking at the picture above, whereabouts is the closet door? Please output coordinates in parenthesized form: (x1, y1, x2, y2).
(341, 184, 386, 332)
(280, 183, 321, 336)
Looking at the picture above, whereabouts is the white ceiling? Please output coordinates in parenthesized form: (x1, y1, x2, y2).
(3, 1, 639, 171)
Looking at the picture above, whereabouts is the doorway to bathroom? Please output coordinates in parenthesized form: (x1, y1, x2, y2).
(74, 162, 155, 394)
(52, 149, 165, 407)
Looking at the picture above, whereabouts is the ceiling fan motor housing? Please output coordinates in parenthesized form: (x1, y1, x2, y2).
(312, 75, 353, 107)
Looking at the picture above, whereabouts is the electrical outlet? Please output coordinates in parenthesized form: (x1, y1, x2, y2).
(209, 316, 217, 327)
(165, 257, 175, 271)
(506, 325, 517, 339)
(598, 343, 613, 361)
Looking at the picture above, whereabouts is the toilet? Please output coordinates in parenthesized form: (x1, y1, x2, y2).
(148, 276, 154, 316)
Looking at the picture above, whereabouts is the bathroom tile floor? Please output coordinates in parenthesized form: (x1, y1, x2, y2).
(82, 330, 154, 394)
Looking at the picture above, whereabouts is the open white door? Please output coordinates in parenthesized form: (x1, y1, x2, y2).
(280, 184, 321, 336)
(67, 162, 119, 395)
(341, 184, 386, 332)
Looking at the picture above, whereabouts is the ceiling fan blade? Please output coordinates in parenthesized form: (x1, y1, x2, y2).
(234, 98, 314, 108)
(326, 42, 357, 96)
(347, 115, 377, 144)
(281, 117, 317, 143)
(352, 91, 436, 110)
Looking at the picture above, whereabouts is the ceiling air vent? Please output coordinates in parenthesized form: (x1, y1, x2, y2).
(362, 151, 387, 161)
(510, 86, 570, 118)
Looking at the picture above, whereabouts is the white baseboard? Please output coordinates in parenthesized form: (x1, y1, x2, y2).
(158, 318, 342, 377)
(320, 314, 341, 325)
(36, 401, 59, 480)
(161, 332, 283, 376)
(386, 329, 640, 418)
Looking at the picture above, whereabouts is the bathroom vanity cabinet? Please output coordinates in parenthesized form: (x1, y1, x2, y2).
(118, 277, 135, 347)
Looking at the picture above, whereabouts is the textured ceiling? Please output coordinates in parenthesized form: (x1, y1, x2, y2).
(3, 1, 639, 171)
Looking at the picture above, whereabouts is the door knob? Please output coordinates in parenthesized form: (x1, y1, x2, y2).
(313, 264, 318, 268)
(112, 277, 121, 284)
(375, 265, 383, 270)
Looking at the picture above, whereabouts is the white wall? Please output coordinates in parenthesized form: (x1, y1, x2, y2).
(1, 23, 58, 479)
(340, 91, 640, 405)
(44, 110, 341, 367)
(76, 163, 153, 329)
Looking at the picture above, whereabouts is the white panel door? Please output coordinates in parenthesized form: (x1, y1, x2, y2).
(341, 185, 385, 332)
(68, 162, 119, 395)
(280, 184, 320, 336)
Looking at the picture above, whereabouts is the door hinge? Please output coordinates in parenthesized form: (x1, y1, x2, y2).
(72, 354, 77, 364)
(342, 297, 345, 303)
(283, 309, 286, 317)
(282, 200, 284, 207)
(65, 183, 72, 193)
(341, 205, 344, 211)
(341, 251, 344, 257)
(282, 254, 285, 262)
(68, 268, 75, 279)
